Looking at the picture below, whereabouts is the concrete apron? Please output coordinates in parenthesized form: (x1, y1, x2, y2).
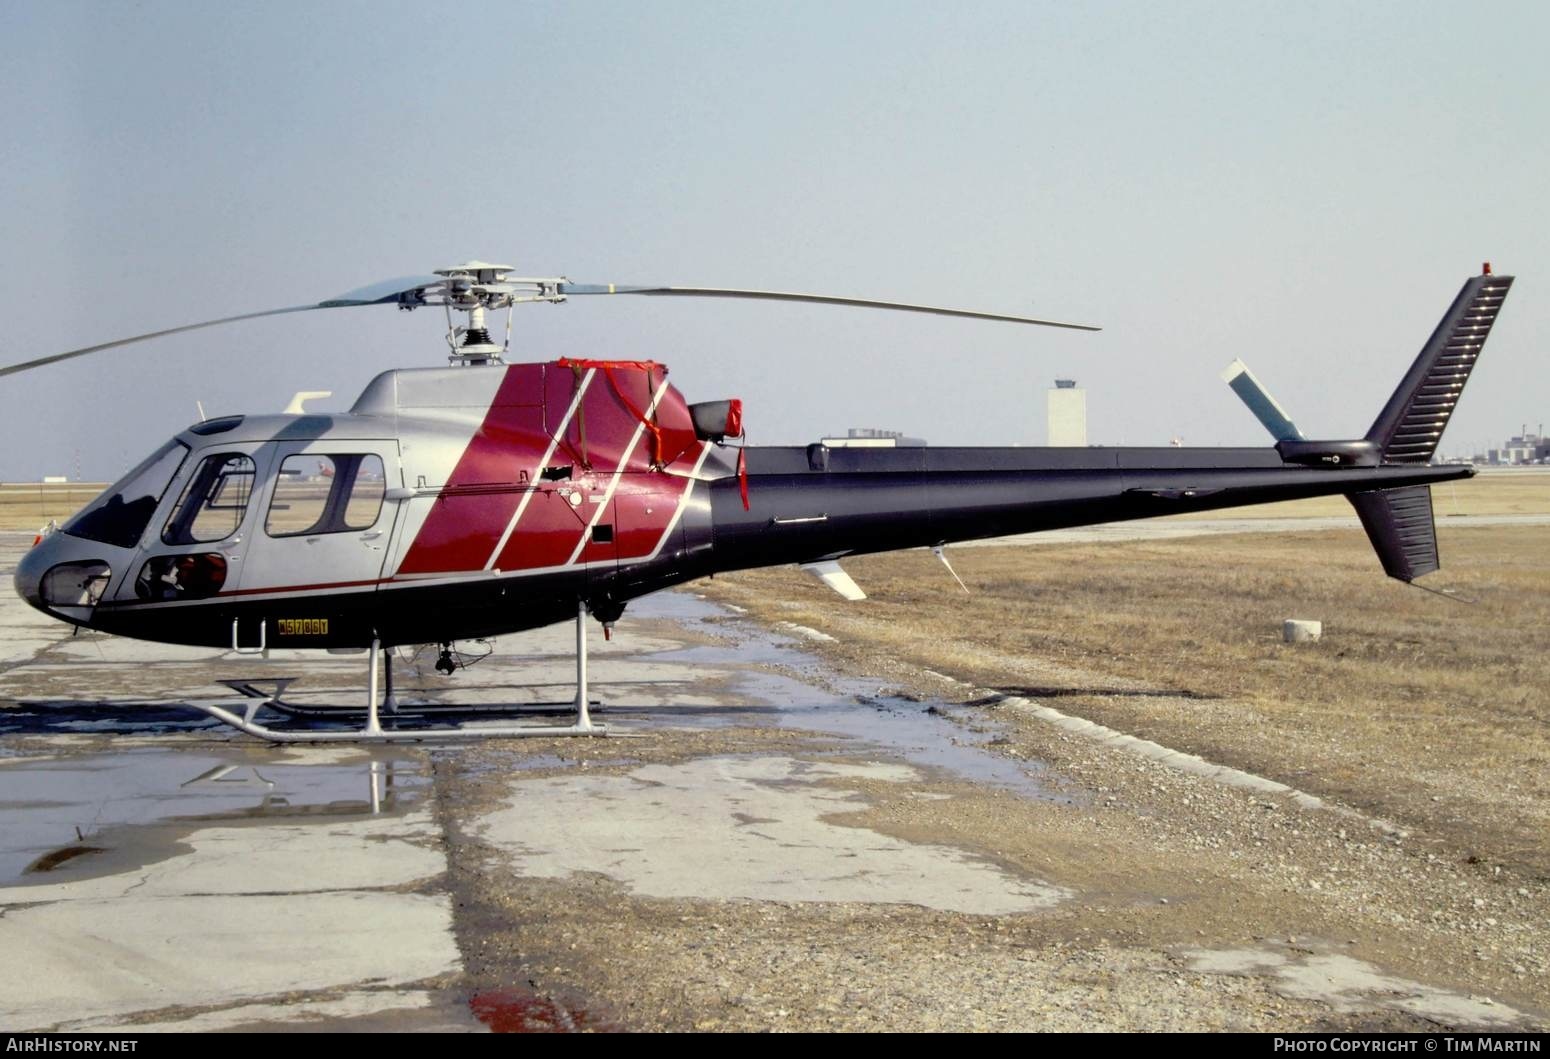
(0, 744, 470, 1032)
(0, 532, 1538, 1031)
(0, 596, 1059, 1030)
(0, 540, 1073, 1031)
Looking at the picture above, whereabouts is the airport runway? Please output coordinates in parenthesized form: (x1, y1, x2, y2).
(0, 531, 1544, 1032)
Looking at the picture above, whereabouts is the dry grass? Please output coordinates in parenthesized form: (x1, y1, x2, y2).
(1165, 468, 1550, 520)
(0, 483, 105, 531)
(703, 524, 1550, 874)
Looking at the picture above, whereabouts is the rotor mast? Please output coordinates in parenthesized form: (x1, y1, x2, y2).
(437, 261, 517, 366)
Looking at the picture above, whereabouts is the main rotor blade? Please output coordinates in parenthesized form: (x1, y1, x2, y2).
(320, 274, 448, 306)
(0, 275, 448, 380)
(0, 305, 324, 379)
(557, 283, 1101, 331)
(0, 269, 1099, 380)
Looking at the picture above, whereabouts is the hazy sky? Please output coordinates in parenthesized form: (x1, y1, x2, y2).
(2, 0, 1546, 479)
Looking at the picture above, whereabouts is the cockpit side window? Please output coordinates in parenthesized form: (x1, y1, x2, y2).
(63, 440, 189, 549)
(265, 454, 385, 537)
(162, 453, 255, 545)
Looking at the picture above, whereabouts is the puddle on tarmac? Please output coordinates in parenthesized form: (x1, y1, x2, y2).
(0, 701, 226, 735)
(461, 752, 643, 776)
(469, 988, 618, 1033)
(635, 592, 1072, 804)
(0, 748, 429, 883)
(0, 591, 1069, 838)
(806, 691, 1070, 804)
(27, 844, 104, 872)
(4, 698, 613, 737)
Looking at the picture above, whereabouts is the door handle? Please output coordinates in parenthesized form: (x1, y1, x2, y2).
(360, 530, 382, 540)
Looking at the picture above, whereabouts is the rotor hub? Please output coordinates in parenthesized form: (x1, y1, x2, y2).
(429, 263, 527, 366)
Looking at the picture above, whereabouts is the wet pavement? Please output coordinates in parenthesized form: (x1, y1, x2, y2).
(0, 531, 1070, 1032)
(1, 530, 1543, 1032)
(0, 748, 428, 883)
(472, 754, 1070, 913)
(0, 741, 464, 1031)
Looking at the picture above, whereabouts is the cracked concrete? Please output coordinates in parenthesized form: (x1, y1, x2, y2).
(473, 755, 1069, 913)
(1183, 943, 1528, 1028)
(0, 762, 462, 1030)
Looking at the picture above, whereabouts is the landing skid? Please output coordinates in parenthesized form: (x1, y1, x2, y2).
(255, 696, 601, 720)
(183, 601, 609, 743)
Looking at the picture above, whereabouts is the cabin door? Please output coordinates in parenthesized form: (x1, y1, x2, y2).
(236, 439, 403, 598)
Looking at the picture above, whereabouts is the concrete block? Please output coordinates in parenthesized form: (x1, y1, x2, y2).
(1283, 619, 1323, 644)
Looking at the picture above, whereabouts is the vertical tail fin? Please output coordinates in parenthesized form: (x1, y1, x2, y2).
(1349, 268, 1513, 582)
(1366, 271, 1513, 463)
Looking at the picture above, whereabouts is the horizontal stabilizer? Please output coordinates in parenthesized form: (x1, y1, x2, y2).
(800, 560, 867, 601)
(1221, 359, 1303, 442)
(1348, 485, 1439, 582)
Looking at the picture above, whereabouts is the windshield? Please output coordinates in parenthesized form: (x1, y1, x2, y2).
(63, 439, 190, 549)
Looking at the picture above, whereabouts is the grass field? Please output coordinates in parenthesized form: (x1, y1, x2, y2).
(1164, 467, 1550, 520)
(701, 522, 1550, 874)
(0, 483, 105, 532)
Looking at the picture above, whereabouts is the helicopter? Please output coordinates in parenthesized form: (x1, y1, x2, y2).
(4, 261, 1513, 741)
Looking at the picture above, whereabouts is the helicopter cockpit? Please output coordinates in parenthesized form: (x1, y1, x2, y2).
(18, 405, 406, 635)
(61, 438, 189, 551)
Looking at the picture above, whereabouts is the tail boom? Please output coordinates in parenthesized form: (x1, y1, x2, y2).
(705, 447, 1473, 574)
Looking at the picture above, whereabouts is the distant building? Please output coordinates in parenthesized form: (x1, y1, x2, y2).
(1475, 424, 1548, 465)
(821, 427, 926, 448)
(1047, 379, 1086, 447)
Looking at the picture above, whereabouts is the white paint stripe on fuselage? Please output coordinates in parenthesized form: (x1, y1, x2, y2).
(482, 368, 597, 571)
(642, 440, 712, 558)
(105, 436, 722, 613)
(564, 377, 672, 567)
